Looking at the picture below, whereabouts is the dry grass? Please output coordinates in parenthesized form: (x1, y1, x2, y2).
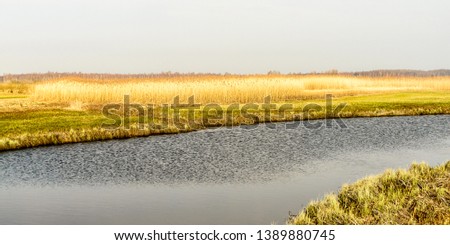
(30, 75, 450, 105)
(290, 162, 450, 225)
(0, 82, 32, 95)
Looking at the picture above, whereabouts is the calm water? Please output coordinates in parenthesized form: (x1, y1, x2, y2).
(1, 115, 450, 224)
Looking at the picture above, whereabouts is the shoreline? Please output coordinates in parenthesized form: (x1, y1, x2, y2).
(290, 161, 450, 225)
(2, 91, 450, 151)
(2, 109, 450, 152)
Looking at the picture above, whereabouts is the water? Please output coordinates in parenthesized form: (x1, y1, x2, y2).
(1, 115, 449, 224)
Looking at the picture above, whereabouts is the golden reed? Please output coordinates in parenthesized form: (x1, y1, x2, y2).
(31, 75, 450, 105)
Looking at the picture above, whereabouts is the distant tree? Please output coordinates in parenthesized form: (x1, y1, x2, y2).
(325, 69, 339, 75)
(267, 70, 281, 75)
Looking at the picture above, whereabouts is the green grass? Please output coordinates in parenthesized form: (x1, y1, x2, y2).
(0, 110, 105, 136)
(0, 110, 187, 150)
(290, 162, 450, 225)
(1, 91, 450, 151)
(326, 91, 450, 117)
(0, 95, 28, 99)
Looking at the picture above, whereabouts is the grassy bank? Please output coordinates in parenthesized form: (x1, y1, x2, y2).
(1, 75, 450, 151)
(290, 162, 450, 225)
(2, 91, 450, 151)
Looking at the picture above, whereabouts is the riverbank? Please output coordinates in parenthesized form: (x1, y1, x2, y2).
(290, 161, 450, 225)
(2, 91, 450, 151)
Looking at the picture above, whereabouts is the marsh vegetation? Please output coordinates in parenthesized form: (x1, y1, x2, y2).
(1, 75, 450, 151)
(291, 162, 450, 225)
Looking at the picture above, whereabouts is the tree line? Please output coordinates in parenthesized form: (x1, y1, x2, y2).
(1, 69, 449, 82)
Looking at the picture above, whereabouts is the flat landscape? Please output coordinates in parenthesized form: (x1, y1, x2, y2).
(1, 73, 450, 224)
(2, 74, 450, 151)
(2, 2, 450, 244)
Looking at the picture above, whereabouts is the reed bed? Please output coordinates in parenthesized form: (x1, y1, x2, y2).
(30, 75, 450, 105)
(0, 82, 32, 95)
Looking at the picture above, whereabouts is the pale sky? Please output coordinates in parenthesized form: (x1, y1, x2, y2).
(1, 0, 449, 74)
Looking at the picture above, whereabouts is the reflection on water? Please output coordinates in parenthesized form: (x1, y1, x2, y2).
(0, 115, 449, 224)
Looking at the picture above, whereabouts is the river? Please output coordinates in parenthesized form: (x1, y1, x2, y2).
(1, 115, 449, 224)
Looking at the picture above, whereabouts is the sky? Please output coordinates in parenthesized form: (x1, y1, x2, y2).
(0, 0, 449, 74)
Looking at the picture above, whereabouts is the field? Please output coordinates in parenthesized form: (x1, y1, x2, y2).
(1, 74, 450, 151)
(290, 162, 450, 225)
(30, 75, 450, 104)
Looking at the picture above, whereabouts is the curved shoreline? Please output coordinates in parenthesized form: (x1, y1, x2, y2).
(1, 112, 450, 152)
(2, 92, 450, 151)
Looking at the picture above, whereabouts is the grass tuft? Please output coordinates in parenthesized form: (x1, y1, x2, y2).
(290, 162, 450, 225)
